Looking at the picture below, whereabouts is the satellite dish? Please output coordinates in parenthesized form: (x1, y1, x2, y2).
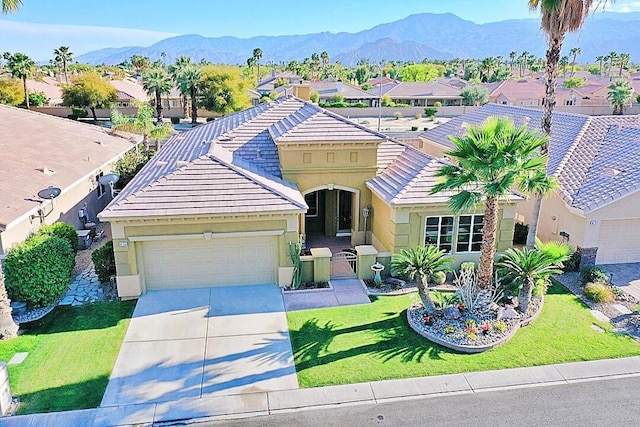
(37, 186, 61, 200)
(98, 173, 120, 186)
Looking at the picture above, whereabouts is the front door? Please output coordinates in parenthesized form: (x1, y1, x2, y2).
(336, 190, 352, 236)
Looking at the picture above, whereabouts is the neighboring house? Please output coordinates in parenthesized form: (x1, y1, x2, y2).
(25, 77, 64, 106)
(376, 81, 464, 107)
(109, 79, 150, 106)
(308, 80, 378, 105)
(419, 103, 640, 265)
(488, 80, 546, 106)
(256, 71, 304, 95)
(99, 97, 520, 297)
(0, 105, 141, 256)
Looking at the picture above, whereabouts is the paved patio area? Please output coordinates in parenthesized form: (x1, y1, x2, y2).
(599, 263, 640, 300)
(283, 279, 371, 311)
(101, 285, 298, 407)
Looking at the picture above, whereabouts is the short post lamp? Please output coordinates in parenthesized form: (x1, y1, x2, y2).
(362, 206, 371, 245)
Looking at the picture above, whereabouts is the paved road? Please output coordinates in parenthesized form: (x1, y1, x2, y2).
(199, 376, 640, 427)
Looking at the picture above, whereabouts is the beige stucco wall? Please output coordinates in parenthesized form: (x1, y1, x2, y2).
(370, 193, 518, 268)
(0, 161, 122, 256)
(106, 214, 299, 295)
(584, 190, 640, 247)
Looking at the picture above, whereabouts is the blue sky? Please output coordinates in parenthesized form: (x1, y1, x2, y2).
(0, 0, 634, 60)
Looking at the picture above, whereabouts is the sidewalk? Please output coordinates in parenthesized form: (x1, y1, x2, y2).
(4, 356, 640, 426)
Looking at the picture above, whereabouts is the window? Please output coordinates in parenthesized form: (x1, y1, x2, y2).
(425, 216, 454, 253)
(456, 215, 484, 252)
(96, 172, 106, 198)
(304, 192, 318, 217)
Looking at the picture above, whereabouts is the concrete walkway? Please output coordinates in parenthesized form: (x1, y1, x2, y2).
(6, 356, 640, 426)
(599, 263, 640, 300)
(283, 279, 371, 311)
(100, 285, 298, 407)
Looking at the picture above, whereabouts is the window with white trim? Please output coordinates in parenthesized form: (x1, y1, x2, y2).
(456, 215, 484, 252)
(304, 192, 318, 217)
(425, 216, 454, 253)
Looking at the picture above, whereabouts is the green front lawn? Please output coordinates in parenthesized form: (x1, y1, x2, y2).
(287, 283, 640, 387)
(0, 301, 135, 414)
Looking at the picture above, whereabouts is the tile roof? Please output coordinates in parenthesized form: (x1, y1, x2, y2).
(108, 79, 149, 101)
(381, 81, 463, 99)
(101, 97, 393, 219)
(307, 81, 377, 99)
(0, 105, 139, 228)
(489, 80, 546, 100)
(420, 103, 640, 213)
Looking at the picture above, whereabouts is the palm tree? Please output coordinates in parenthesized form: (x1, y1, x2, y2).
(142, 67, 172, 124)
(431, 117, 557, 289)
(169, 55, 192, 119)
(53, 46, 73, 84)
(595, 55, 605, 75)
(618, 53, 630, 77)
(2, 0, 22, 13)
(311, 52, 320, 80)
(559, 56, 569, 78)
(391, 246, 453, 316)
(569, 47, 581, 74)
(111, 104, 174, 152)
(175, 65, 201, 125)
(252, 48, 263, 82)
(525, 0, 614, 249)
(246, 56, 257, 84)
(3, 52, 35, 109)
(607, 80, 633, 115)
(0, 267, 19, 340)
(607, 51, 618, 77)
(497, 240, 570, 313)
(320, 51, 329, 70)
(509, 51, 518, 74)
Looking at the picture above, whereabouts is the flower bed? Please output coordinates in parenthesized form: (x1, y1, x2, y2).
(407, 296, 544, 353)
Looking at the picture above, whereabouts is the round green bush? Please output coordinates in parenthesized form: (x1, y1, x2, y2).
(38, 222, 79, 253)
(431, 271, 447, 285)
(3, 235, 74, 307)
(91, 241, 115, 283)
(584, 282, 614, 303)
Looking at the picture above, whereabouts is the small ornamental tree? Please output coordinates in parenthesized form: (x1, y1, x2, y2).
(62, 72, 117, 121)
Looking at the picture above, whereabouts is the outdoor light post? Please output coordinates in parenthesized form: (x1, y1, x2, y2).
(377, 62, 383, 132)
(362, 206, 371, 244)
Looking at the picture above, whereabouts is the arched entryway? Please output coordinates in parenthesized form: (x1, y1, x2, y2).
(302, 185, 360, 250)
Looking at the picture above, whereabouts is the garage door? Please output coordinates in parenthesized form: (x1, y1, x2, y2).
(141, 236, 277, 290)
(596, 219, 640, 264)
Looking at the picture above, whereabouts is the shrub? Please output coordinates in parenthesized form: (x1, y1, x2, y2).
(493, 320, 508, 333)
(92, 241, 116, 284)
(434, 101, 442, 107)
(563, 247, 581, 272)
(333, 93, 345, 103)
(424, 107, 437, 118)
(71, 107, 88, 118)
(28, 91, 48, 107)
(4, 235, 74, 307)
(38, 222, 79, 253)
(411, 126, 418, 131)
(415, 113, 422, 119)
(580, 266, 609, 286)
(170, 116, 180, 124)
(512, 222, 528, 245)
(381, 94, 393, 107)
(310, 91, 320, 103)
(361, 83, 372, 91)
(584, 282, 614, 303)
(431, 271, 447, 285)
(114, 149, 154, 189)
(394, 111, 402, 120)
(423, 127, 428, 131)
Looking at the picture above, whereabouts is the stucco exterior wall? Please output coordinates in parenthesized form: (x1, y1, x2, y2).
(584, 190, 640, 247)
(516, 194, 587, 247)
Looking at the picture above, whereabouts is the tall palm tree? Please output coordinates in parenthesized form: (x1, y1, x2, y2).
(525, 0, 614, 249)
(595, 55, 605, 75)
(169, 55, 192, 119)
(246, 56, 257, 84)
(569, 47, 581, 74)
(2, 0, 22, 13)
(497, 240, 570, 313)
(559, 55, 569, 77)
(391, 246, 453, 316)
(3, 52, 35, 109)
(252, 48, 263, 82)
(175, 65, 201, 125)
(320, 51, 329, 70)
(431, 117, 557, 289)
(0, 267, 19, 340)
(311, 52, 320, 80)
(142, 67, 172, 124)
(607, 51, 618, 77)
(607, 80, 633, 115)
(618, 53, 630, 77)
(53, 46, 73, 84)
(509, 51, 518, 74)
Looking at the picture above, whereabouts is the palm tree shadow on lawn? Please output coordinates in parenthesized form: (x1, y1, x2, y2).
(290, 309, 446, 372)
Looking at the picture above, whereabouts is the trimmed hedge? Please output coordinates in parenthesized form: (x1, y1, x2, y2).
(4, 235, 74, 307)
(38, 222, 79, 253)
(91, 241, 115, 283)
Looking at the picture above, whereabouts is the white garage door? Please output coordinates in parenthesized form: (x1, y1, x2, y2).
(596, 219, 640, 264)
(141, 236, 278, 290)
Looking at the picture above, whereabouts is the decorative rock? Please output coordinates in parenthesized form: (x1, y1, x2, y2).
(501, 305, 519, 320)
(59, 296, 75, 306)
(589, 309, 610, 322)
(474, 289, 494, 317)
(444, 305, 461, 320)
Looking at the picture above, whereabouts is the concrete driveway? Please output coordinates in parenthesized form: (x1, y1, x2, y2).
(101, 285, 298, 407)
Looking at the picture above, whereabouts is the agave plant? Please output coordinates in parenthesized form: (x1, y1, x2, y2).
(391, 246, 453, 315)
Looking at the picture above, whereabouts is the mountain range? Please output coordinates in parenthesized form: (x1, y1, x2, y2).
(77, 12, 640, 66)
